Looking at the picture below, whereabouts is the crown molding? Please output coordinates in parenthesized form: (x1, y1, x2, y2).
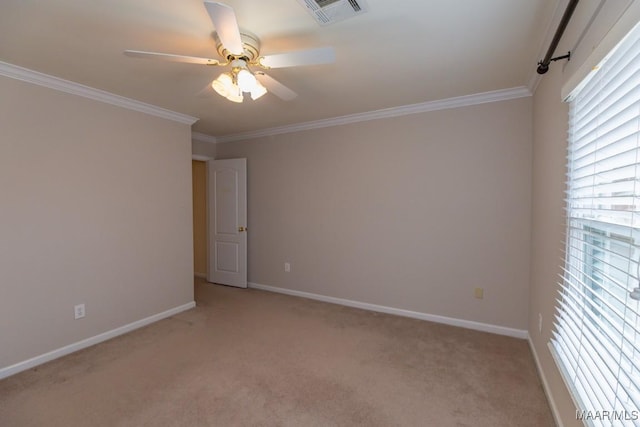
(192, 132, 217, 144)
(0, 61, 198, 125)
(216, 86, 532, 143)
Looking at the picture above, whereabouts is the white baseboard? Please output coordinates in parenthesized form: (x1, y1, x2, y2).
(528, 336, 563, 427)
(0, 301, 196, 380)
(248, 282, 528, 339)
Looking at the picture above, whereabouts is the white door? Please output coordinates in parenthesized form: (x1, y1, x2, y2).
(207, 158, 247, 288)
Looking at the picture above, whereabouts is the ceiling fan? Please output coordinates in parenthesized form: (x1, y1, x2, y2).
(124, 1, 336, 103)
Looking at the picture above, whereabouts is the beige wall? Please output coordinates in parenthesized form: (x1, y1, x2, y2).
(529, 61, 578, 426)
(0, 76, 194, 369)
(192, 160, 207, 276)
(528, 2, 640, 426)
(217, 97, 533, 330)
(192, 139, 216, 158)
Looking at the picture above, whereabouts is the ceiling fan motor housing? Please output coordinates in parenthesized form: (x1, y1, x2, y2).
(216, 31, 260, 62)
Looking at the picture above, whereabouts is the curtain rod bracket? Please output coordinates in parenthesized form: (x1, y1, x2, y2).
(537, 51, 571, 74)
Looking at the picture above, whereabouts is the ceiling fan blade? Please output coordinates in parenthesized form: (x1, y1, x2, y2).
(124, 50, 220, 65)
(256, 73, 298, 101)
(260, 47, 335, 69)
(204, 1, 243, 55)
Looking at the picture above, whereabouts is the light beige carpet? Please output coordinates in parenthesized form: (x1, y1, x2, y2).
(0, 278, 554, 426)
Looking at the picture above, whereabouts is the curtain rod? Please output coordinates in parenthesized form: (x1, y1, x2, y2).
(537, 0, 579, 74)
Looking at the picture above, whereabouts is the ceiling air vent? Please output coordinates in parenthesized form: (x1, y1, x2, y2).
(297, 0, 369, 26)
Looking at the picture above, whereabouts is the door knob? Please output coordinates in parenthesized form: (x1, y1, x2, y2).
(238, 226, 247, 232)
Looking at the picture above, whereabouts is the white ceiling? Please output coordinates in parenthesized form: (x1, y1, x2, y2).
(0, 0, 558, 138)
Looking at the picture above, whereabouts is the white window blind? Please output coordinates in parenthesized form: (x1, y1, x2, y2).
(551, 22, 640, 426)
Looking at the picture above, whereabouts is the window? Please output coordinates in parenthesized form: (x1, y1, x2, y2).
(551, 22, 640, 426)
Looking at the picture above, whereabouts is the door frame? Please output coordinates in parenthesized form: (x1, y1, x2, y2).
(192, 155, 212, 280)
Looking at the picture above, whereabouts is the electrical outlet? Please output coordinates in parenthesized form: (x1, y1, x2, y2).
(74, 304, 85, 320)
(539, 313, 543, 333)
(284, 262, 291, 273)
(474, 287, 484, 299)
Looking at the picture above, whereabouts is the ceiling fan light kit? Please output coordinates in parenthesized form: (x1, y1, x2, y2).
(123, 1, 337, 104)
(211, 59, 268, 102)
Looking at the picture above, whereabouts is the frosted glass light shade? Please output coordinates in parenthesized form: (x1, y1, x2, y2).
(236, 69, 257, 92)
(250, 81, 267, 100)
(212, 73, 234, 96)
(212, 72, 243, 102)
